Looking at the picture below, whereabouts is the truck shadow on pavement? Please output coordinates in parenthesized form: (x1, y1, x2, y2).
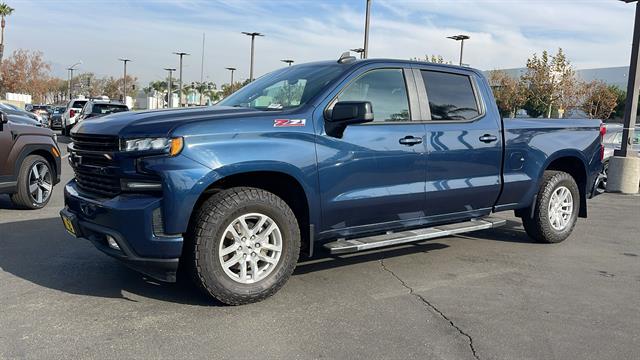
(0, 217, 535, 306)
(0, 194, 18, 210)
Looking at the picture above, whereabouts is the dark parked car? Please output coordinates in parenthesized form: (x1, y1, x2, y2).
(61, 56, 603, 304)
(30, 104, 51, 126)
(0, 103, 42, 126)
(77, 100, 129, 122)
(8, 114, 43, 127)
(0, 110, 61, 209)
(49, 106, 66, 130)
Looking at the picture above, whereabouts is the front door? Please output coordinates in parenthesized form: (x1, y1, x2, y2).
(316, 67, 428, 237)
(415, 68, 503, 220)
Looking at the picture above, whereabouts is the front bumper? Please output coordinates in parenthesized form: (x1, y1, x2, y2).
(62, 181, 182, 282)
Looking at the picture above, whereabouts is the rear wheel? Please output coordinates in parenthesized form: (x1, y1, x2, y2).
(522, 170, 579, 243)
(188, 187, 300, 305)
(10, 155, 54, 210)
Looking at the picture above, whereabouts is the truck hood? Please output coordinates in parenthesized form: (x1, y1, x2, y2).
(72, 106, 263, 137)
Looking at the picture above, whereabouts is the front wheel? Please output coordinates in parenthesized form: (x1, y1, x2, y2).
(10, 155, 54, 209)
(522, 170, 580, 243)
(188, 187, 300, 305)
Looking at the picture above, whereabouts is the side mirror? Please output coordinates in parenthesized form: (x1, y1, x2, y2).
(325, 101, 374, 138)
(0, 111, 8, 124)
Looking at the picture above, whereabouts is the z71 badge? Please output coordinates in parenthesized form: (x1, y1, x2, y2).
(274, 119, 306, 127)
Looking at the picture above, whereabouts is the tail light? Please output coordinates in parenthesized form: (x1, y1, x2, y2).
(70, 109, 75, 118)
(599, 124, 606, 161)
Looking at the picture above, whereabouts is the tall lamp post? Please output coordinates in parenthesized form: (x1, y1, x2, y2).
(609, 0, 640, 193)
(173, 52, 189, 107)
(363, 0, 372, 59)
(447, 34, 470, 66)
(281, 59, 294, 67)
(118, 58, 131, 103)
(350, 48, 365, 59)
(164, 68, 176, 108)
(242, 32, 264, 82)
(225, 67, 236, 92)
(67, 61, 82, 101)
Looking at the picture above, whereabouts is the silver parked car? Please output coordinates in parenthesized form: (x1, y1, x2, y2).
(597, 124, 640, 192)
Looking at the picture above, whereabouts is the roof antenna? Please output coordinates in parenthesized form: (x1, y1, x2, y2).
(338, 51, 357, 64)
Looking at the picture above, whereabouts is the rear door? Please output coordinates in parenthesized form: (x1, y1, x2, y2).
(413, 67, 503, 220)
(316, 65, 428, 237)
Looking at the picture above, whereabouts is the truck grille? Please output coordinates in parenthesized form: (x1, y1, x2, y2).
(71, 134, 119, 152)
(70, 134, 121, 197)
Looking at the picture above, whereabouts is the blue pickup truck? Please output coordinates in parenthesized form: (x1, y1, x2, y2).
(61, 54, 604, 305)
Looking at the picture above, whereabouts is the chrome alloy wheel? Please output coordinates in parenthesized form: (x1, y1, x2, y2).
(548, 186, 573, 231)
(218, 213, 283, 284)
(28, 161, 52, 204)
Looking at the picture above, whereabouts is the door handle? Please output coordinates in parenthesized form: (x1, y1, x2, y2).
(399, 136, 423, 146)
(479, 134, 498, 143)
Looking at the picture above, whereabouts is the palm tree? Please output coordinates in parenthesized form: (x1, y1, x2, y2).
(0, 3, 15, 63)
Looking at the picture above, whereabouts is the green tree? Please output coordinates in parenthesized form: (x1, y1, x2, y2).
(521, 48, 579, 118)
(609, 86, 626, 119)
(0, 2, 15, 64)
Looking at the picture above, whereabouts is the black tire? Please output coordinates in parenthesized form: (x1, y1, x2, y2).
(188, 187, 300, 305)
(522, 170, 580, 243)
(596, 160, 609, 194)
(10, 155, 54, 210)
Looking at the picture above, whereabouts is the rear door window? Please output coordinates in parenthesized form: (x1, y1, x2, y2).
(420, 71, 480, 121)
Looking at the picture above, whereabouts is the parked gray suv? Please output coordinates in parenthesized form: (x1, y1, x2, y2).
(0, 111, 62, 209)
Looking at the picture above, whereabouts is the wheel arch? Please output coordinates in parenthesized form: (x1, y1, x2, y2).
(187, 165, 315, 256)
(541, 152, 589, 218)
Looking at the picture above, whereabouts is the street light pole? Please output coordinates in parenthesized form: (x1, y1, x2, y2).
(66, 62, 81, 100)
(608, 0, 640, 193)
(173, 52, 190, 107)
(447, 34, 470, 66)
(242, 32, 264, 81)
(118, 58, 131, 103)
(363, 0, 372, 59)
(350, 48, 365, 59)
(164, 68, 176, 108)
(225, 67, 236, 92)
(281, 59, 294, 67)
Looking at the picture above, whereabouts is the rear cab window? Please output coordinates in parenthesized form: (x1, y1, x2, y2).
(92, 104, 129, 115)
(420, 70, 481, 121)
(72, 101, 88, 109)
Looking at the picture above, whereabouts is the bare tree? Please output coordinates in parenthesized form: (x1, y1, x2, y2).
(0, 49, 52, 103)
(580, 80, 619, 120)
(487, 70, 527, 118)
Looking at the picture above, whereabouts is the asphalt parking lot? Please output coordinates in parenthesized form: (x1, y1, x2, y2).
(1, 137, 639, 360)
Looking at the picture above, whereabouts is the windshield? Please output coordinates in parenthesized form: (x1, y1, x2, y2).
(218, 64, 345, 110)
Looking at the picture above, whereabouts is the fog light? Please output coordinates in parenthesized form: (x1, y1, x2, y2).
(106, 235, 121, 251)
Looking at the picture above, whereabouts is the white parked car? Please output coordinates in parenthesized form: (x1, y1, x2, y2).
(62, 98, 88, 136)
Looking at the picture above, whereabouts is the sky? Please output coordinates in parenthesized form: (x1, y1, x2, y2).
(4, 0, 637, 87)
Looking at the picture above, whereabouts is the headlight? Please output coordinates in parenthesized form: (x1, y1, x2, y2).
(121, 137, 183, 156)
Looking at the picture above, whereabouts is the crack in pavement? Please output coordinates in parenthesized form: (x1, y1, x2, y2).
(379, 259, 480, 360)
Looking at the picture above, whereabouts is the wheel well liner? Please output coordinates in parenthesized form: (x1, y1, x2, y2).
(545, 156, 588, 218)
(189, 171, 311, 254)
